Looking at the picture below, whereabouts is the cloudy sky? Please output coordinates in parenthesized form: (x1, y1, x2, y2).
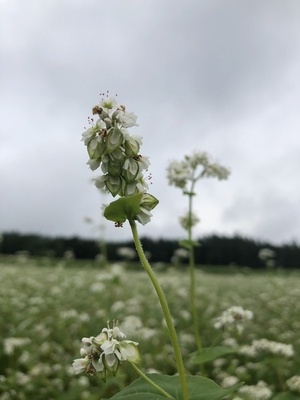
(1, 0, 300, 244)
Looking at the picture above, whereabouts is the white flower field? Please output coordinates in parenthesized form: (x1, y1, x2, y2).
(1, 256, 300, 400)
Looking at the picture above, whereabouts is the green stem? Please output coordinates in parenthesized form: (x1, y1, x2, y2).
(129, 362, 174, 399)
(129, 220, 189, 400)
(187, 185, 202, 354)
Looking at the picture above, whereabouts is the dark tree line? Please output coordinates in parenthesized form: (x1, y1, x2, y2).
(1, 231, 300, 269)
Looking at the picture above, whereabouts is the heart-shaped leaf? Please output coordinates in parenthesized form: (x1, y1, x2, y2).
(106, 374, 241, 400)
(192, 346, 239, 364)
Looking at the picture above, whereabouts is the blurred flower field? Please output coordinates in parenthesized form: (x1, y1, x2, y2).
(0, 256, 300, 400)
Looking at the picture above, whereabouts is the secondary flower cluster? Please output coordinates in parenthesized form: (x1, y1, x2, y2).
(72, 321, 140, 381)
(240, 338, 294, 358)
(82, 96, 150, 198)
(167, 151, 230, 190)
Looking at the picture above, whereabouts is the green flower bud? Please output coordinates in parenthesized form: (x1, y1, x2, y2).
(140, 193, 159, 211)
(105, 176, 122, 197)
(106, 127, 123, 153)
(122, 158, 139, 182)
(87, 138, 106, 160)
(124, 137, 140, 157)
(107, 160, 123, 176)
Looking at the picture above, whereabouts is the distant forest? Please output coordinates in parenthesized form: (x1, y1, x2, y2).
(1, 231, 300, 269)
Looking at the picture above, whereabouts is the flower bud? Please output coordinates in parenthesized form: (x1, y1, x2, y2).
(122, 158, 139, 182)
(140, 193, 159, 211)
(106, 127, 124, 153)
(105, 176, 122, 197)
(124, 137, 140, 156)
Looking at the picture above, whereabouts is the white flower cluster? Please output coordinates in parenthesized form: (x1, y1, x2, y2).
(72, 321, 140, 381)
(213, 306, 253, 333)
(117, 246, 136, 260)
(258, 248, 276, 268)
(286, 375, 300, 393)
(179, 211, 200, 231)
(167, 151, 230, 190)
(238, 380, 272, 400)
(82, 96, 150, 197)
(240, 338, 294, 358)
(3, 337, 31, 355)
(258, 248, 276, 261)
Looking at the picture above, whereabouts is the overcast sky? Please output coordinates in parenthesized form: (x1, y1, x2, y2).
(1, 0, 300, 245)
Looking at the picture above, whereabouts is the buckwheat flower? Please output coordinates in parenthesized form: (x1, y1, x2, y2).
(167, 150, 230, 191)
(117, 246, 136, 260)
(81, 127, 97, 145)
(286, 375, 300, 393)
(100, 97, 118, 110)
(87, 158, 101, 171)
(73, 357, 90, 375)
(238, 381, 272, 400)
(167, 160, 191, 189)
(251, 338, 294, 358)
(4, 337, 31, 355)
(186, 151, 209, 168)
(204, 163, 230, 180)
(134, 206, 152, 225)
(179, 211, 200, 231)
(214, 306, 253, 333)
(73, 321, 140, 381)
(221, 375, 239, 388)
(117, 110, 138, 128)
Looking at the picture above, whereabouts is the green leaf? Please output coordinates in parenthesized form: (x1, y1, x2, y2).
(104, 193, 143, 223)
(272, 393, 300, 400)
(106, 374, 242, 400)
(192, 346, 239, 364)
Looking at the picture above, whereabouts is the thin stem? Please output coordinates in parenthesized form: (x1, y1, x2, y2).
(129, 220, 189, 400)
(129, 362, 174, 399)
(187, 181, 202, 353)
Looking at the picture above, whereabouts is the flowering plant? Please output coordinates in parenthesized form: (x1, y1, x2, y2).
(81, 94, 158, 226)
(75, 95, 241, 400)
(73, 321, 140, 381)
(167, 151, 230, 353)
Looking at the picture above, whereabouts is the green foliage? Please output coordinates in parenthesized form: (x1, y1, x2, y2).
(1, 259, 300, 399)
(273, 394, 300, 400)
(107, 374, 241, 400)
(104, 193, 143, 223)
(192, 346, 239, 364)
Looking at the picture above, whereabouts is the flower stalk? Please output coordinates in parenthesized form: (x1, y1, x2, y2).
(186, 180, 203, 353)
(129, 219, 189, 400)
(129, 362, 174, 399)
(167, 151, 230, 356)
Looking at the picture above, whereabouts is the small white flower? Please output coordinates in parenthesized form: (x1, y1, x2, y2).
(87, 158, 101, 171)
(73, 321, 140, 379)
(135, 206, 153, 225)
(117, 110, 138, 128)
(214, 306, 253, 332)
(72, 357, 90, 374)
(81, 127, 96, 145)
(238, 381, 272, 400)
(286, 375, 300, 393)
(118, 341, 140, 363)
(100, 97, 118, 110)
